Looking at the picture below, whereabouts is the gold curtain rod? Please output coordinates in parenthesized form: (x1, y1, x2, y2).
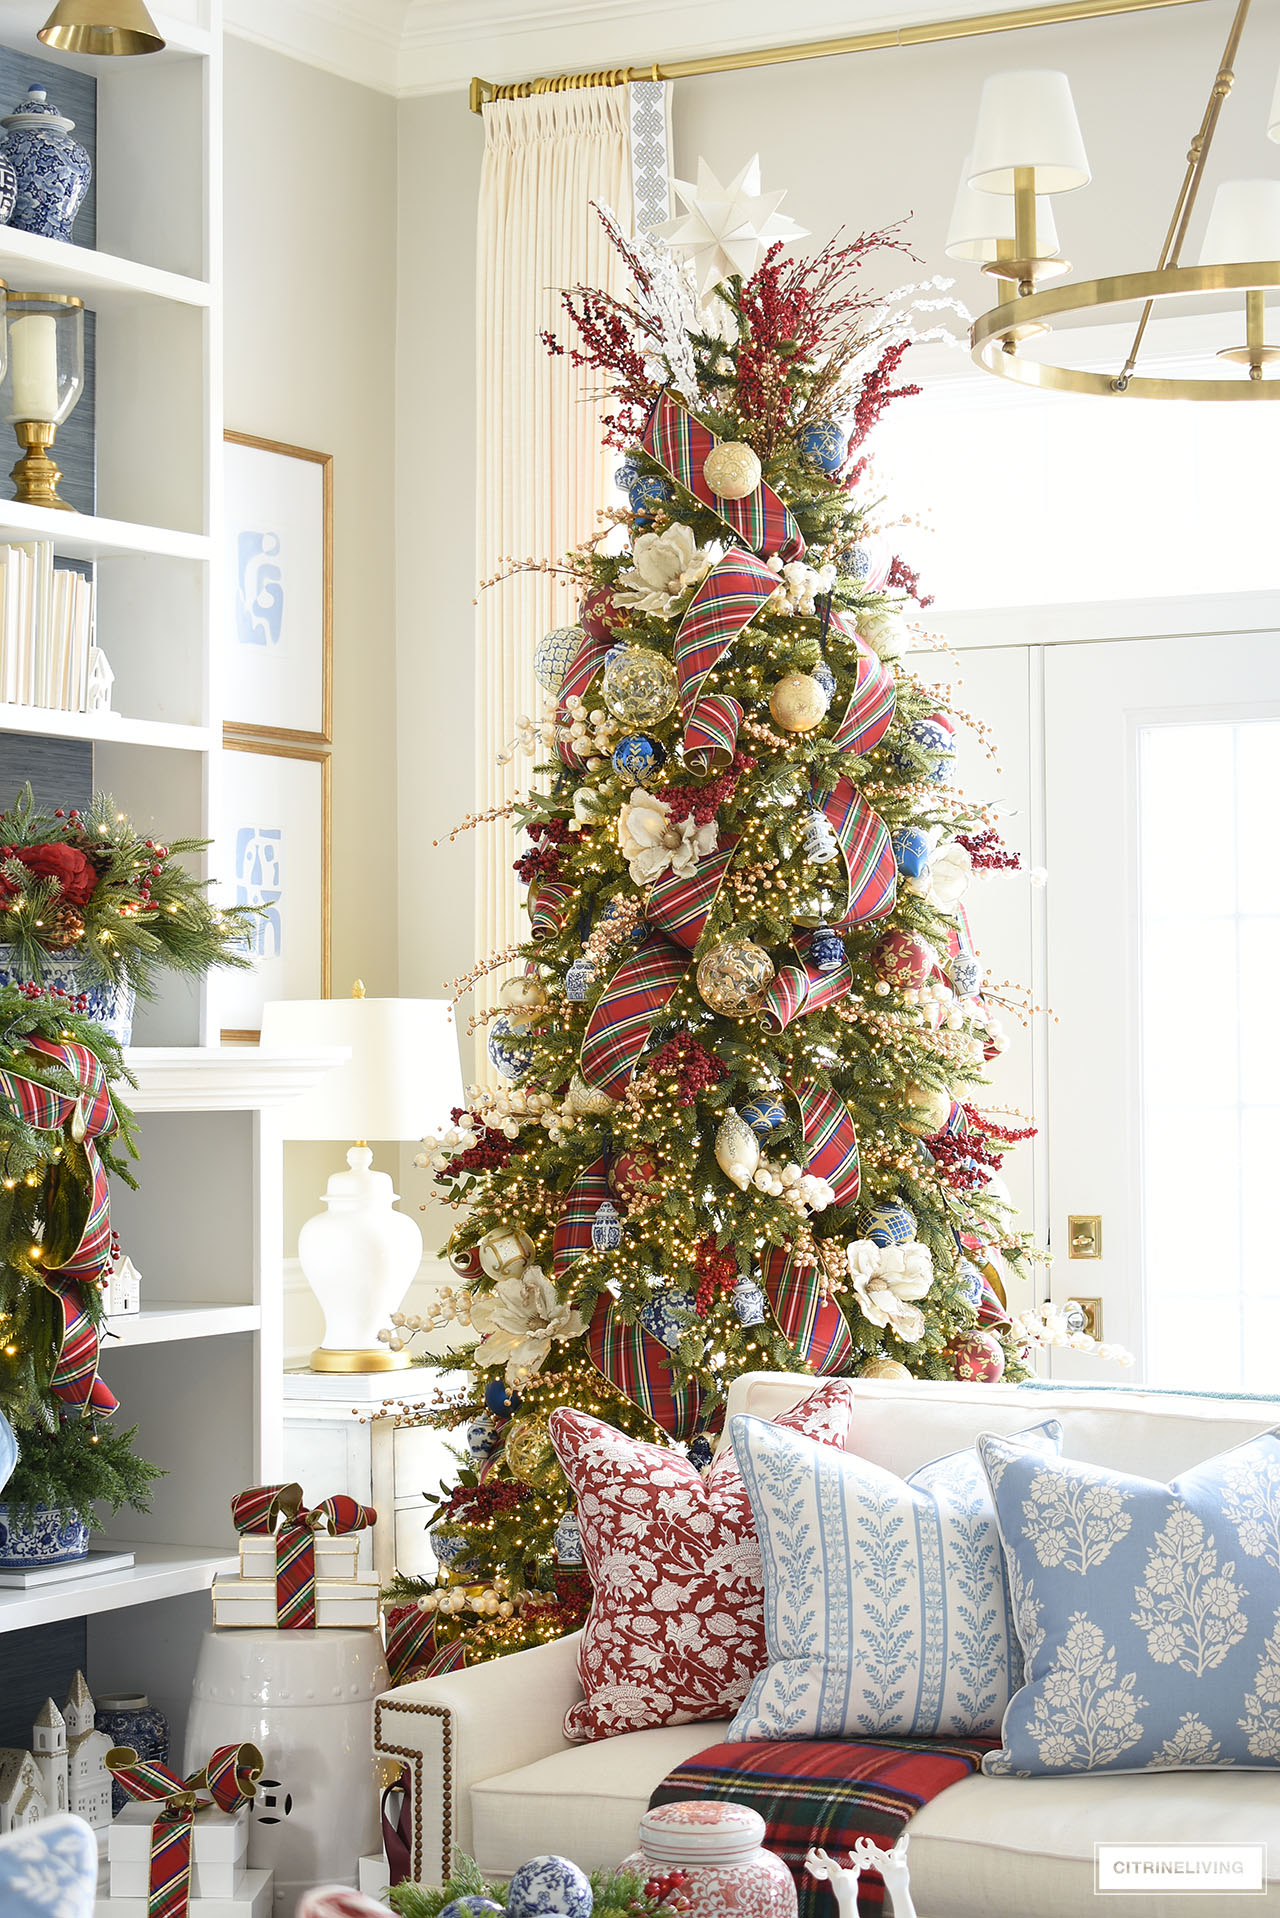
(468, 0, 1204, 112)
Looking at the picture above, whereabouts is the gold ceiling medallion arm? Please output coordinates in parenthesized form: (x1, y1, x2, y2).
(467, 0, 1207, 113)
(1113, 0, 1253, 389)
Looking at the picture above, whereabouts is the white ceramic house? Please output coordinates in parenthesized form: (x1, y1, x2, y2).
(31, 1698, 68, 1816)
(0, 1749, 45, 1832)
(64, 1672, 113, 1829)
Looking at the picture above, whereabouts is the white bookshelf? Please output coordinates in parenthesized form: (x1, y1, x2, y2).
(0, 0, 337, 1784)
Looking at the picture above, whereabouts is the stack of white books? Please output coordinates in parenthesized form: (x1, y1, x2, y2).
(0, 539, 102, 713)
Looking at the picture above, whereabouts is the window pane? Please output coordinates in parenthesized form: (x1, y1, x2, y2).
(1139, 719, 1280, 1390)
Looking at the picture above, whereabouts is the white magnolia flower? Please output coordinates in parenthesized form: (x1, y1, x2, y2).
(618, 787, 717, 886)
(845, 1237, 934, 1343)
(468, 1266, 586, 1385)
(614, 523, 716, 616)
(927, 839, 972, 909)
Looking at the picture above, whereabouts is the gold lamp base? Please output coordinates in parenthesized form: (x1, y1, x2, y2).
(310, 1345, 410, 1374)
(11, 422, 76, 512)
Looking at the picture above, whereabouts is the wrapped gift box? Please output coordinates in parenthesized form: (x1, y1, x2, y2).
(236, 1533, 360, 1581)
(109, 1802, 249, 1897)
(212, 1572, 380, 1628)
(96, 1866, 273, 1918)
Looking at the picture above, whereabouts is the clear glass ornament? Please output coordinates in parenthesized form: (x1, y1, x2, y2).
(602, 648, 678, 728)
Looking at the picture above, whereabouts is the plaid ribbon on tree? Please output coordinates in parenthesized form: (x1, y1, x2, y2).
(554, 622, 617, 770)
(788, 1079, 860, 1207)
(761, 1244, 854, 1373)
(106, 1741, 263, 1918)
(827, 616, 897, 758)
(0, 1034, 123, 1416)
(588, 1293, 703, 1442)
(579, 843, 736, 1099)
(672, 547, 777, 772)
(384, 1601, 437, 1686)
(761, 929, 852, 1032)
(552, 1153, 610, 1277)
(815, 777, 896, 930)
(529, 878, 574, 941)
(229, 1481, 374, 1628)
(642, 391, 804, 562)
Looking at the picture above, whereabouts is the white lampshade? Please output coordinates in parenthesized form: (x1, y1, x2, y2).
(261, 995, 464, 1141)
(1199, 179, 1280, 264)
(969, 70, 1091, 195)
(946, 151, 1061, 262)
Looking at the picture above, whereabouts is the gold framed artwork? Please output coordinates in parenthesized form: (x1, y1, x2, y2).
(223, 430, 333, 746)
(214, 738, 332, 1044)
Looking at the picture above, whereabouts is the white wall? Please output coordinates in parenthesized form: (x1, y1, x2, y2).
(223, 37, 400, 1356)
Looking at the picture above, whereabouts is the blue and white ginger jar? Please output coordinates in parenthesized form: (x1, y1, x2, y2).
(94, 1692, 169, 1815)
(0, 947, 135, 1044)
(553, 1507, 583, 1566)
(640, 1287, 697, 1351)
(0, 1500, 89, 1569)
(0, 86, 92, 243)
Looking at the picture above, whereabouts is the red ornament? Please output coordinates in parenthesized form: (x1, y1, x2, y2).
(579, 586, 617, 642)
(871, 929, 933, 989)
(448, 1243, 484, 1278)
(612, 1151, 659, 1199)
(951, 1328, 1006, 1383)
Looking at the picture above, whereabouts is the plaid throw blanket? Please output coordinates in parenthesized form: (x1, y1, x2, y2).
(650, 1735, 992, 1917)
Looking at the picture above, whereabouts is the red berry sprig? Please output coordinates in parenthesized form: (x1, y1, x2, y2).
(955, 829, 1021, 872)
(694, 1238, 738, 1316)
(664, 750, 755, 827)
(648, 1034, 727, 1106)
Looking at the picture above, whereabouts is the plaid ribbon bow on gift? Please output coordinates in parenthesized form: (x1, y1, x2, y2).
(106, 1741, 263, 1918)
(230, 1481, 375, 1628)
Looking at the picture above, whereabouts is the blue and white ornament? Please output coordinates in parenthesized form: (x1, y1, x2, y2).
(487, 1014, 534, 1081)
(731, 1277, 768, 1327)
(534, 624, 585, 696)
(553, 1507, 583, 1566)
(803, 802, 841, 865)
(910, 716, 956, 783)
(688, 1434, 714, 1472)
(565, 958, 594, 1002)
(860, 1199, 917, 1247)
(811, 658, 837, 700)
(739, 1093, 786, 1137)
(950, 951, 981, 998)
(506, 1856, 594, 1918)
(591, 1201, 622, 1251)
(612, 733, 665, 782)
(954, 1258, 985, 1313)
(799, 418, 848, 475)
(842, 545, 873, 581)
(640, 1287, 698, 1351)
(440, 1900, 505, 1918)
(615, 455, 674, 521)
(465, 1411, 505, 1469)
(808, 924, 845, 973)
(891, 825, 931, 879)
(431, 1531, 473, 1572)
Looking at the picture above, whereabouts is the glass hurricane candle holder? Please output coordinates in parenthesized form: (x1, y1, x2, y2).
(3, 291, 84, 510)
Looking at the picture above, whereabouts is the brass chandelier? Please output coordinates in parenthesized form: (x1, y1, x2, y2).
(953, 0, 1280, 398)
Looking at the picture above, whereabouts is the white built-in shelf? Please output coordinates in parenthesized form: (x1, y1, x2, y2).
(0, 1542, 234, 1633)
(0, 500, 207, 564)
(123, 1045, 350, 1112)
(0, 228, 210, 316)
(0, 703, 212, 751)
(105, 1303, 261, 1349)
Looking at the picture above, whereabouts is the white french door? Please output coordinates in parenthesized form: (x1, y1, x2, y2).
(1044, 633, 1280, 1388)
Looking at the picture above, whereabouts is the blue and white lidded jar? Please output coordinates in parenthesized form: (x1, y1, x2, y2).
(0, 86, 92, 242)
(0, 947, 135, 1045)
(0, 1501, 88, 1569)
(553, 1507, 583, 1566)
(94, 1692, 169, 1815)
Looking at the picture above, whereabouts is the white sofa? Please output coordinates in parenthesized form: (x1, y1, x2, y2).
(374, 1373, 1280, 1917)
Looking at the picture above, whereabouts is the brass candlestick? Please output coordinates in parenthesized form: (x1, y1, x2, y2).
(11, 420, 73, 512)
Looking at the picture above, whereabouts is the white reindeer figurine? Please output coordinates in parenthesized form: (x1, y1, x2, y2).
(805, 1835, 916, 1918)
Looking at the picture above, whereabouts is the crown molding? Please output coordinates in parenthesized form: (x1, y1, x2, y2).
(226, 0, 1143, 99)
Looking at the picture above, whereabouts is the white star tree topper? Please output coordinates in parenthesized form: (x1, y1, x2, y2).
(655, 155, 809, 295)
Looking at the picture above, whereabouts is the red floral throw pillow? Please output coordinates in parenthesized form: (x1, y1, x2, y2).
(549, 1378, 855, 1741)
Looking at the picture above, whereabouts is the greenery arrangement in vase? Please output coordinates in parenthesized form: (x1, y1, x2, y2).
(0, 785, 259, 1043)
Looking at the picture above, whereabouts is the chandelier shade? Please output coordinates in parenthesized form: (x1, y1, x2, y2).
(946, 153, 1061, 263)
(1199, 178, 1280, 263)
(37, 0, 164, 55)
(968, 69, 1091, 194)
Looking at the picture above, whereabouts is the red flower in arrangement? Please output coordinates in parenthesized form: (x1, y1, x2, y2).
(0, 841, 100, 905)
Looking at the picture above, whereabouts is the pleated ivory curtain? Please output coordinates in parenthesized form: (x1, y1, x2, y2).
(475, 91, 633, 1019)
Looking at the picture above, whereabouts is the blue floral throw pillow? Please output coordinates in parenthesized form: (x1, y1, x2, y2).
(725, 1411, 1063, 1742)
(979, 1426, 1280, 1776)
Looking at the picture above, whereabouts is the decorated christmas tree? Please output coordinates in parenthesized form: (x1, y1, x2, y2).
(384, 164, 1100, 1673)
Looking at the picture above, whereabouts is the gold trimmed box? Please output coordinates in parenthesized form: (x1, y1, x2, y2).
(212, 1573, 380, 1629)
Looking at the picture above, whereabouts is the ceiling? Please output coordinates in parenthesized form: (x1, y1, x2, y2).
(222, 0, 1093, 99)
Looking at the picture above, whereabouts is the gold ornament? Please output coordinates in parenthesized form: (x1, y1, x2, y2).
(769, 672, 830, 734)
(902, 1082, 951, 1137)
(696, 939, 775, 1016)
(501, 976, 548, 1014)
(860, 1358, 914, 1381)
(602, 648, 678, 728)
(567, 1071, 618, 1116)
(478, 1226, 535, 1281)
(503, 1414, 559, 1486)
(702, 441, 762, 500)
